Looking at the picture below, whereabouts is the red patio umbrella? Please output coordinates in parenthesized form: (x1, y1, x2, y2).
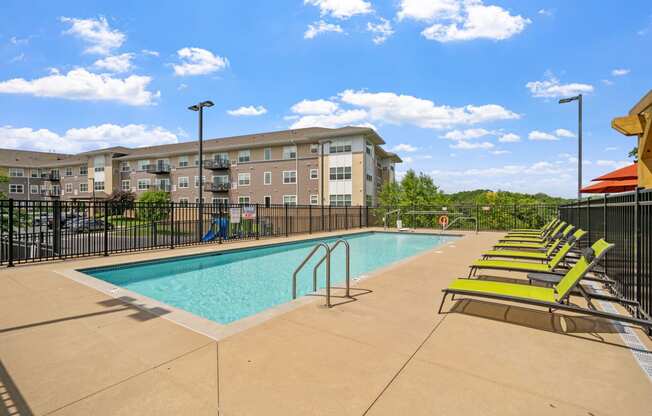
(581, 178, 638, 194)
(592, 163, 637, 181)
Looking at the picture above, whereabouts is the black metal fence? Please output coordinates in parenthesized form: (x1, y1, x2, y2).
(369, 204, 559, 231)
(0, 199, 370, 266)
(559, 189, 652, 320)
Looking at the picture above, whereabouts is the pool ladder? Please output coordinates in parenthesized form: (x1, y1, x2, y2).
(292, 239, 350, 308)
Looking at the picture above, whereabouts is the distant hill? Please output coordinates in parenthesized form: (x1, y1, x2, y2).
(444, 189, 571, 205)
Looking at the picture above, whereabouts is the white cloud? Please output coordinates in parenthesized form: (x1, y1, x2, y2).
(0, 124, 178, 153)
(172, 47, 229, 76)
(304, 0, 372, 19)
(421, 1, 530, 42)
(554, 128, 575, 138)
(526, 72, 594, 98)
(442, 128, 491, 140)
(289, 109, 370, 129)
(9, 53, 25, 63)
(304, 20, 344, 39)
(596, 159, 630, 168)
(601, 79, 614, 86)
(392, 143, 417, 152)
(338, 90, 519, 128)
(450, 140, 494, 150)
(367, 18, 394, 44)
(93, 53, 134, 73)
(10, 36, 30, 45)
(0, 68, 159, 106)
(291, 99, 339, 115)
(60, 16, 125, 55)
(397, 0, 461, 21)
(605, 146, 618, 151)
(611, 68, 630, 76)
(227, 105, 268, 116)
(141, 49, 159, 57)
(498, 133, 520, 142)
(402, 156, 414, 163)
(528, 130, 558, 141)
(491, 150, 510, 155)
(177, 83, 188, 91)
(537, 9, 553, 16)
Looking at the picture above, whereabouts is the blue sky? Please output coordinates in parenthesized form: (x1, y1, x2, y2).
(0, 0, 650, 197)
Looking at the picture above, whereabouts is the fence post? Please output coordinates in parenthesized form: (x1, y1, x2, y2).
(103, 200, 109, 256)
(345, 205, 348, 230)
(218, 204, 223, 244)
(309, 204, 312, 234)
(53, 199, 61, 258)
(359, 206, 362, 229)
(329, 205, 332, 231)
(256, 204, 260, 240)
(170, 202, 175, 249)
(365, 205, 369, 228)
(7, 199, 14, 267)
(285, 204, 289, 237)
(635, 187, 641, 309)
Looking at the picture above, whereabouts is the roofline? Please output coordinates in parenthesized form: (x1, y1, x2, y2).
(629, 90, 652, 115)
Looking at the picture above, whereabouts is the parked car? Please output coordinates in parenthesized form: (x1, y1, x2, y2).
(69, 218, 113, 233)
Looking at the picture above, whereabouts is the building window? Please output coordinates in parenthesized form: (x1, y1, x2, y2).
(264, 195, 271, 207)
(366, 195, 373, 206)
(9, 184, 23, 193)
(283, 195, 297, 205)
(65, 167, 74, 177)
(330, 194, 352, 206)
(238, 196, 250, 204)
(79, 165, 88, 175)
(330, 142, 352, 154)
(65, 183, 73, 193)
(94, 166, 105, 172)
(263, 147, 272, 161)
(283, 145, 297, 160)
(178, 177, 189, 188)
(310, 169, 318, 180)
(179, 198, 189, 206)
(238, 173, 251, 186)
(264, 171, 272, 185)
(310, 144, 319, 154)
(238, 150, 251, 163)
(137, 179, 150, 190)
(214, 175, 229, 185)
(30, 184, 39, 194)
(310, 194, 319, 205)
(366, 174, 373, 182)
(119, 161, 130, 172)
(178, 156, 189, 168)
(366, 142, 373, 155)
(9, 168, 24, 177)
(94, 181, 105, 191)
(194, 176, 206, 187)
(138, 160, 150, 171)
(30, 168, 41, 178)
(215, 153, 229, 163)
(283, 171, 297, 184)
(79, 183, 88, 193)
(214, 197, 229, 205)
(121, 180, 131, 191)
(329, 166, 352, 180)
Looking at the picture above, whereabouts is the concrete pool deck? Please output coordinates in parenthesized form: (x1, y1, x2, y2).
(1, 228, 651, 415)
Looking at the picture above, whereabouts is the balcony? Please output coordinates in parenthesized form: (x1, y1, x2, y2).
(207, 182, 230, 192)
(43, 171, 60, 181)
(47, 189, 61, 198)
(145, 163, 171, 174)
(204, 159, 230, 170)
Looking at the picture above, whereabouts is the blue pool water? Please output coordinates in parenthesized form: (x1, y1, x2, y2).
(83, 232, 456, 324)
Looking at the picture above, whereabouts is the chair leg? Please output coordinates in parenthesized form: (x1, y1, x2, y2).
(438, 293, 448, 314)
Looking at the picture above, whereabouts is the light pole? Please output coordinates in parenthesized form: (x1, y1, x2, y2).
(559, 94, 583, 199)
(188, 100, 214, 240)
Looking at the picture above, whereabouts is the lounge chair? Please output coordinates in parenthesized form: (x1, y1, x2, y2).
(498, 221, 566, 243)
(481, 229, 581, 262)
(438, 239, 652, 334)
(468, 230, 586, 277)
(493, 224, 574, 251)
(506, 219, 559, 236)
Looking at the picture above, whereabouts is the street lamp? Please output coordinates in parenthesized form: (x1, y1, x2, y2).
(188, 100, 214, 240)
(559, 94, 583, 200)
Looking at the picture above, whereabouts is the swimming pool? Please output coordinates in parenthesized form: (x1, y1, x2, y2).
(82, 232, 457, 324)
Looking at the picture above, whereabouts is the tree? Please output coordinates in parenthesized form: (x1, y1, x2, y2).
(0, 167, 8, 200)
(629, 146, 638, 161)
(138, 190, 171, 222)
(108, 190, 136, 215)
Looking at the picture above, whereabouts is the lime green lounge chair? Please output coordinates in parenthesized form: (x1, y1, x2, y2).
(482, 229, 583, 262)
(468, 230, 586, 277)
(499, 222, 566, 243)
(493, 224, 574, 251)
(438, 239, 652, 334)
(506, 219, 558, 236)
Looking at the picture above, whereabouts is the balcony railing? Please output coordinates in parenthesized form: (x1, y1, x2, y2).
(43, 171, 60, 181)
(207, 182, 230, 192)
(145, 163, 171, 174)
(47, 189, 61, 198)
(204, 159, 230, 170)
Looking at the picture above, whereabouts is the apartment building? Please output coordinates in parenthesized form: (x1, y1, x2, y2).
(0, 126, 401, 206)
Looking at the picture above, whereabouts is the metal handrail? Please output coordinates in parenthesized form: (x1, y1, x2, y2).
(443, 216, 478, 233)
(312, 239, 350, 299)
(292, 242, 330, 302)
(383, 209, 401, 229)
